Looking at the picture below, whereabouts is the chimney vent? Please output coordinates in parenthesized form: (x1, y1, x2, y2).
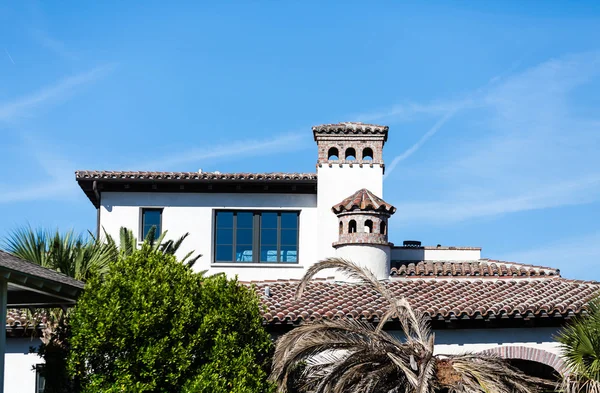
(403, 240, 422, 248)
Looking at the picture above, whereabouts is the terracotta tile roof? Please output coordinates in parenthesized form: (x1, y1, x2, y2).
(252, 276, 600, 324)
(75, 171, 318, 182)
(312, 122, 389, 141)
(332, 188, 396, 214)
(390, 260, 560, 277)
(6, 309, 46, 328)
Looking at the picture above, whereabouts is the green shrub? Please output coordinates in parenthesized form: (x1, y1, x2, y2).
(67, 245, 274, 392)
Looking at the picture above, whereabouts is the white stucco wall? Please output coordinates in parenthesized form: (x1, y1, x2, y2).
(6, 337, 43, 393)
(336, 244, 390, 280)
(100, 192, 319, 281)
(316, 165, 384, 263)
(391, 248, 481, 261)
(390, 327, 561, 357)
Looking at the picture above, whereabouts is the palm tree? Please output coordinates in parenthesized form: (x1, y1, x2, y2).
(3, 226, 115, 281)
(110, 226, 202, 268)
(3, 226, 202, 279)
(270, 258, 549, 393)
(2, 225, 201, 330)
(557, 297, 600, 393)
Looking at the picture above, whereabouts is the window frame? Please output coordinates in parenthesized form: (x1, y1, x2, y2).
(35, 364, 45, 393)
(140, 207, 163, 240)
(213, 210, 300, 264)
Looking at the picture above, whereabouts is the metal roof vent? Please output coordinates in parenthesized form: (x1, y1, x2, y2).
(403, 240, 422, 248)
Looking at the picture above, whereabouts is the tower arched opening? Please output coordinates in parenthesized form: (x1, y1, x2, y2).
(364, 219, 373, 233)
(362, 147, 374, 161)
(327, 147, 339, 160)
(348, 220, 357, 234)
(345, 148, 356, 160)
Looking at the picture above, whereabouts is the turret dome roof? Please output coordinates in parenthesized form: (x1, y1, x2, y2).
(332, 188, 396, 214)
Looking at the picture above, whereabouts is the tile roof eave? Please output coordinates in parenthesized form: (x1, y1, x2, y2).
(312, 122, 389, 141)
(75, 170, 318, 183)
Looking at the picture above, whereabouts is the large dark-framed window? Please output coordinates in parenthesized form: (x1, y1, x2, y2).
(141, 208, 162, 240)
(214, 210, 299, 263)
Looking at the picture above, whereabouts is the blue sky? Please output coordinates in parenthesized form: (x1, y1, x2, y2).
(1, 1, 599, 280)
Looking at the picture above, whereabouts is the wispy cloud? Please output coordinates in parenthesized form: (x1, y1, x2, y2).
(384, 107, 461, 178)
(135, 132, 309, 171)
(4, 48, 15, 65)
(0, 63, 116, 123)
(386, 51, 600, 225)
(398, 173, 600, 224)
(500, 232, 600, 279)
(0, 65, 116, 204)
(354, 101, 464, 123)
(0, 134, 78, 204)
(381, 62, 523, 178)
(29, 28, 78, 61)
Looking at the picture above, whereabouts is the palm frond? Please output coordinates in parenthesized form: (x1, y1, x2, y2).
(271, 258, 549, 393)
(118, 227, 136, 257)
(2, 225, 50, 267)
(295, 258, 396, 306)
(557, 296, 600, 393)
(446, 354, 550, 393)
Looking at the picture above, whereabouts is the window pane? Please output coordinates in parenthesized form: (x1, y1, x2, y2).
(216, 228, 233, 245)
(281, 212, 298, 229)
(261, 212, 278, 229)
(260, 228, 278, 245)
(216, 211, 233, 228)
(237, 212, 253, 229)
(236, 245, 253, 261)
(216, 245, 233, 261)
(143, 209, 161, 238)
(260, 248, 278, 262)
(281, 229, 297, 246)
(280, 245, 298, 263)
(237, 228, 253, 245)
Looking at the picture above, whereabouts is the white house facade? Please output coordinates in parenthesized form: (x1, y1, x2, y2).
(74, 122, 600, 381)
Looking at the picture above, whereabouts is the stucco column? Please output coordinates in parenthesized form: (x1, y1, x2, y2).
(0, 278, 7, 393)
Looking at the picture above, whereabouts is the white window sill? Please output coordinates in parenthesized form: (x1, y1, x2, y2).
(211, 263, 303, 268)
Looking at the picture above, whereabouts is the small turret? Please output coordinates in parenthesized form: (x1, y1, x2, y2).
(331, 188, 396, 279)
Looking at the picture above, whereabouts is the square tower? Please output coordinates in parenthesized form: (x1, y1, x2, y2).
(313, 122, 388, 166)
(313, 122, 389, 261)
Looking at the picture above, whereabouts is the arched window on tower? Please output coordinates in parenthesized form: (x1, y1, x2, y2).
(328, 147, 339, 160)
(364, 219, 373, 233)
(380, 221, 387, 235)
(362, 147, 374, 161)
(348, 220, 357, 234)
(345, 147, 356, 160)
(339, 221, 343, 235)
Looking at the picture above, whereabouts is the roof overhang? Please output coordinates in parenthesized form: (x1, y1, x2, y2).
(0, 251, 84, 307)
(76, 171, 318, 208)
